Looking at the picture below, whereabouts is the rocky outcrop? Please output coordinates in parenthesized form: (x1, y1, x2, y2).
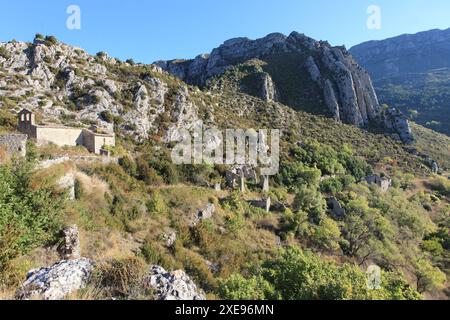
(155, 32, 381, 127)
(16, 258, 94, 300)
(259, 72, 278, 102)
(0, 37, 199, 142)
(144, 265, 205, 300)
(191, 203, 216, 226)
(383, 108, 414, 144)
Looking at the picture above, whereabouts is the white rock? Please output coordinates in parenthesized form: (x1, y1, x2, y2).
(17, 258, 94, 300)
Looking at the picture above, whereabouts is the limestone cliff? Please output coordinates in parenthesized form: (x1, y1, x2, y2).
(155, 32, 382, 127)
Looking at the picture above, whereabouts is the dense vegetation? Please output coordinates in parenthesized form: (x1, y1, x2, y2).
(374, 69, 450, 136)
(1, 134, 448, 299)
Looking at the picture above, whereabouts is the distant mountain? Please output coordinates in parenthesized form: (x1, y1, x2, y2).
(350, 28, 450, 135)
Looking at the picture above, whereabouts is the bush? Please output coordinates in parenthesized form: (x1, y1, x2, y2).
(0, 161, 64, 270)
(100, 110, 114, 123)
(119, 156, 137, 177)
(0, 109, 16, 130)
(428, 177, 450, 197)
(0, 46, 10, 60)
(217, 274, 275, 300)
(146, 191, 167, 217)
(93, 256, 149, 299)
(44, 35, 58, 46)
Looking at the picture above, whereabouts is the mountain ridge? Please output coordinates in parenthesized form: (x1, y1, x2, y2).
(155, 31, 385, 129)
(350, 27, 450, 136)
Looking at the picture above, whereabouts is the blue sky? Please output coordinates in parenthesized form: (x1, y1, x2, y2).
(1, 0, 449, 63)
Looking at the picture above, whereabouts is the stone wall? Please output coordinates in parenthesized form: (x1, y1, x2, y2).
(35, 126, 84, 147)
(0, 134, 27, 157)
(82, 129, 115, 154)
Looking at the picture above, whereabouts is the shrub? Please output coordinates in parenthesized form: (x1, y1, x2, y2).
(44, 35, 58, 46)
(0, 46, 10, 60)
(146, 191, 167, 217)
(0, 161, 64, 270)
(100, 110, 114, 123)
(428, 177, 450, 197)
(74, 179, 84, 200)
(119, 156, 137, 177)
(0, 109, 16, 130)
(93, 256, 149, 299)
(217, 274, 275, 300)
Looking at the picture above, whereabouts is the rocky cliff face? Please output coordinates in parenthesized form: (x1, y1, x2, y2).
(155, 32, 382, 127)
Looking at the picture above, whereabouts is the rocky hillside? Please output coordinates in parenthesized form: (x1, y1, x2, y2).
(156, 32, 382, 128)
(1, 34, 450, 301)
(0, 35, 205, 143)
(350, 28, 450, 136)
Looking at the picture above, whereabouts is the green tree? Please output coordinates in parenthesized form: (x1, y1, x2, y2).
(0, 161, 64, 270)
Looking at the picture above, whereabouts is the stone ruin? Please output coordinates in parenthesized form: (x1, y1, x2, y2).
(0, 133, 27, 157)
(365, 174, 392, 192)
(261, 175, 270, 192)
(225, 165, 270, 193)
(57, 225, 81, 260)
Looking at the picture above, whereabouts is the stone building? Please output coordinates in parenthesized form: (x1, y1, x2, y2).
(0, 133, 27, 157)
(18, 109, 115, 155)
(365, 174, 392, 192)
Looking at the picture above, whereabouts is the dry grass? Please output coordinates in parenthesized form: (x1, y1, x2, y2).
(0, 146, 9, 164)
(75, 171, 110, 195)
(0, 288, 15, 300)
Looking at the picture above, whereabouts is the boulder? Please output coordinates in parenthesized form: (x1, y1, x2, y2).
(16, 258, 94, 300)
(145, 265, 205, 300)
(162, 231, 177, 247)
